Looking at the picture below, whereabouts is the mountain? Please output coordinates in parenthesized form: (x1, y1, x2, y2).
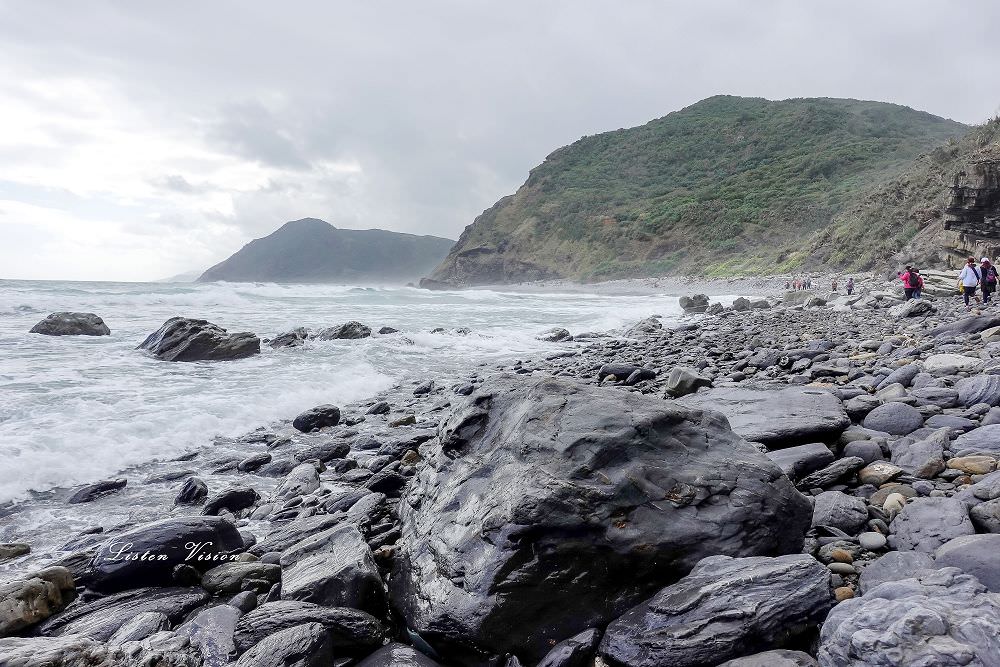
(807, 118, 1000, 271)
(197, 219, 455, 283)
(156, 270, 201, 283)
(423, 96, 968, 286)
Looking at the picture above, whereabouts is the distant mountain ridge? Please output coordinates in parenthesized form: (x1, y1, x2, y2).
(423, 95, 969, 286)
(198, 218, 455, 283)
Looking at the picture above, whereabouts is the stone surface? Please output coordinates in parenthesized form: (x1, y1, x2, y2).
(812, 491, 868, 535)
(934, 534, 1000, 592)
(535, 628, 600, 667)
(819, 568, 1000, 667)
(599, 554, 832, 667)
(765, 442, 834, 480)
(269, 327, 309, 349)
(317, 321, 372, 340)
(956, 374, 1000, 407)
(676, 386, 849, 447)
(0, 635, 110, 666)
(355, 642, 443, 667)
(175, 603, 242, 666)
(970, 498, 1000, 532)
(862, 402, 924, 435)
(0, 567, 75, 636)
(858, 550, 935, 594)
(953, 424, 1000, 457)
(138, 317, 260, 361)
(67, 478, 127, 504)
(292, 404, 342, 432)
(234, 622, 333, 667)
(392, 376, 812, 663)
(664, 366, 713, 397)
(30, 312, 110, 336)
(715, 650, 819, 667)
(232, 600, 384, 655)
(923, 353, 982, 375)
(888, 497, 975, 553)
(889, 428, 948, 478)
(201, 561, 281, 596)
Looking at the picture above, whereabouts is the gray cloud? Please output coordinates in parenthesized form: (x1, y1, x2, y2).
(0, 0, 998, 279)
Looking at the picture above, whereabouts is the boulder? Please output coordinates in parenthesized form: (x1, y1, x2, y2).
(934, 534, 1000, 592)
(956, 374, 1000, 407)
(174, 604, 242, 666)
(279, 523, 386, 615)
(888, 497, 975, 553)
(234, 622, 333, 667)
(795, 457, 865, 491)
(201, 561, 281, 596)
(317, 321, 371, 340)
(922, 353, 982, 375)
(679, 294, 709, 313)
(232, 601, 384, 655)
(202, 485, 259, 516)
(732, 297, 751, 311)
(858, 550, 936, 594)
(952, 424, 1000, 457)
(0, 567, 75, 636)
(819, 568, 1000, 666)
(273, 462, 321, 498)
(138, 317, 259, 361)
(765, 442, 835, 480)
(536, 628, 600, 667)
(599, 554, 832, 667)
(109, 611, 171, 644)
(355, 643, 443, 667)
(67, 478, 127, 504)
(391, 376, 811, 663)
(87, 516, 245, 592)
(676, 386, 849, 448)
(929, 314, 1000, 337)
(538, 327, 571, 342)
(174, 476, 208, 505)
(292, 405, 341, 432)
(0, 635, 109, 665)
(812, 491, 868, 535)
(862, 402, 924, 436)
(29, 312, 110, 336)
(970, 498, 1000, 533)
(269, 327, 309, 349)
(875, 363, 920, 390)
(889, 428, 948, 478)
(888, 299, 934, 318)
(663, 367, 713, 397)
(715, 650, 818, 667)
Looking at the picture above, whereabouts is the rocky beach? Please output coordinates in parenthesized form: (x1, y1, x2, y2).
(3, 274, 1000, 666)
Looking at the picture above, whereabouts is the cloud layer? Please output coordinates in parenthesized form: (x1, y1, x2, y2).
(1, 0, 997, 280)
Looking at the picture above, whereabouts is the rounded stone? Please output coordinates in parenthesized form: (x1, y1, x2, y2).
(858, 532, 887, 550)
(828, 562, 857, 575)
(834, 586, 855, 601)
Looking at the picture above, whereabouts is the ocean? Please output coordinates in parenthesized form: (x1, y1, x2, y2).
(0, 279, 704, 506)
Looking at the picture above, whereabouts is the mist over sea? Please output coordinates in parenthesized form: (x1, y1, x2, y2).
(0, 279, 709, 504)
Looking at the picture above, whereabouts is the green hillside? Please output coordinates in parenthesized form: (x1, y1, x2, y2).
(425, 96, 968, 285)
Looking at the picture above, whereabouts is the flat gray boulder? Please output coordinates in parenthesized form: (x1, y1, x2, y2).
(234, 622, 332, 667)
(812, 491, 868, 535)
(858, 550, 936, 594)
(819, 568, 1000, 666)
(356, 642, 443, 667)
(766, 442, 834, 481)
(888, 497, 975, 553)
(232, 601, 384, 655)
(676, 386, 849, 448)
(956, 374, 1000, 407)
(890, 428, 947, 478)
(30, 312, 110, 336)
(862, 402, 924, 436)
(953, 425, 1000, 457)
(935, 534, 1000, 592)
(138, 317, 259, 361)
(599, 554, 832, 667)
(392, 376, 812, 664)
(715, 650, 818, 667)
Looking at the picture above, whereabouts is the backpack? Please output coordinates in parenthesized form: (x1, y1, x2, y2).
(988, 267, 998, 286)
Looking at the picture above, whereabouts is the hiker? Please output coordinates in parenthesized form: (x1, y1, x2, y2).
(959, 257, 982, 307)
(981, 257, 999, 303)
(899, 266, 916, 300)
(910, 267, 924, 299)
(832, 278, 839, 292)
(784, 280, 790, 290)
(846, 277, 854, 295)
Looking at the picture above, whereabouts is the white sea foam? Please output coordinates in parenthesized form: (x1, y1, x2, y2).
(0, 279, 691, 503)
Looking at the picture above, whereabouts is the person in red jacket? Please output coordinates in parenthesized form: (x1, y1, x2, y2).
(899, 266, 915, 300)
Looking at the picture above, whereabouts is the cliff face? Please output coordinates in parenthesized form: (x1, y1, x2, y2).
(423, 96, 968, 287)
(198, 218, 454, 284)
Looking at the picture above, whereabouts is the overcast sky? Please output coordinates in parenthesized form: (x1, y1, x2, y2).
(1, 1, 997, 281)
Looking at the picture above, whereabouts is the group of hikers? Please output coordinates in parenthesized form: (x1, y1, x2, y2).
(898, 258, 1000, 307)
(786, 276, 855, 295)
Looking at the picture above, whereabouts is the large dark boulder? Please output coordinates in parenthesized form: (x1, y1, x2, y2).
(30, 312, 110, 336)
(355, 642, 443, 667)
(317, 321, 372, 340)
(390, 376, 812, 664)
(138, 317, 259, 361)
(234, 622, 333, 667)
(599, 554, 832, 667)
(87, 516, 245, 592)
(676, 386, 849, 448)
(292, 404, 341, 432)
(232, 601, 384, 655)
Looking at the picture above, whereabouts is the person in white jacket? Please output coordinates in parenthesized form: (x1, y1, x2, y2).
(959, 257, 982, 307)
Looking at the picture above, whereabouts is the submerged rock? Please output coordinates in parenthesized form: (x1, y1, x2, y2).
(30, 312, 110, 336)
(138, 317, 259, 361)
(317, 321, 371, 340)
(391, 376, 811, 663)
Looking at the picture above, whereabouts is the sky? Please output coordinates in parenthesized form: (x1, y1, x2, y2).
(1, 1, 998, 281)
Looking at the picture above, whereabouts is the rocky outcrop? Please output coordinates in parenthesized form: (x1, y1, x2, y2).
(29, 312, 110, 336)
(138, 317, 259, 361)
(390, 375, 811, 664)
(599, 554, 832, 667)
(316, 321, 372, 340)
(943, 160, 1000, 238)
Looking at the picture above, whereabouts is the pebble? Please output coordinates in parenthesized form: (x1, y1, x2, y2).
(834, 586, 855, 601)
(858, 532, 887, 550)
(828, 562, 857, 575)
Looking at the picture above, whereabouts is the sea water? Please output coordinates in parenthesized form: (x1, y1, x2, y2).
(0, 279, 709, 505)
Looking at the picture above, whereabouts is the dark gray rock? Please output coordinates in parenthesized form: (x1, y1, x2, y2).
(956, 374, 1000, 407)
(953, 424, 1000, 457)
(317, 321, 371, 340)
(819, 568, 1000, 666)
(765, 442, 834, 480)
(538, 327, 571, 342)
(599, 554, 832, 667)
(367, 401, 391, 415)
(858, 550, 936, 594)
(108, 611, 171, 645)
(392, 376, 811, 663)
(664, 367, 712, 397)
(812, 491, 868, 534)
(0, 635, 109, 664)
(795, 457, 865, 491)
(970, 498, 1000, 532)
(175, 476, 208, 505)
(929, 314, 1000, 337)
(269, 327, 309, 349)
(924, 414, 977, 435)
(201, 561, 281, 596)
(875, 364, 920, 390)
(536, 628, 600, 667)
(935, 534, 1000, 592)
(175, 603, 242, 666)
(35, 587, 209, 641)
(237, 452, 272, 472)
(910, 387, 960, 409)
(274, 462, 321, 498)
(67, 478, 127, 504)
(138, 317, 260, 361)
(30, 312, 110, 336)
(715, 650, 819, 667)
(292, 404, 341, 432)
(679, 294, 709, 313)
(676, 386, 849, 448)
(232, 600, 384, 655)
(294, 441, 349, 463)
(862, 402, 924, 435)
(355, 642, 443, 667)
(203, 485, 259, 516)
(889, 428, 948, 478)
(248, 514, 344, 556)
(842, 440, 883, 465)
(279, 523, 386, 615)
(378, 326, 399, 335)
(234, 622, 333, 667)
(888, 497, 975, 553)
(87, 516, 245, 592)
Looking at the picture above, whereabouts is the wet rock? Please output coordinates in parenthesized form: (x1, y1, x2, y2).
(663, 366, 712, 397)
(175, 603, 242, 667)
(248, 514, 345, 556)
(203, 485, 259, 516)
(294, 442, 349, 463)
(201, 561, 281, 596)
(317, 321, 371, 340)
(715, 650, 819, 667)
(392, 376, 811, 663)
(888, 496, 975, 553)
(67, 478, 127, 504)
(88, 516, 245, 592)
(292, 404, 342, 432)
(862, 402, 924, 435)
(0, 543, 30, 561)
(795, 457, 865, 491)
(599, 554, 832, 667)
(679, 294, 709, 313)
(238, 453, 272, 472)
(0, 567, 75, 636)
(413, 380, 435, 395)
(30, 312, 110, 336)
(234, 622, 333, 667)
(366, 401, 391, 415)
(175, 476, 209, 505)
(676, 386, 849, 448)
(535, 628, 600, 667)
(274, 463, 321, 498)
(269, 327, 309, 349)
(819, 568, 1000, 666)
(538, 327, 571, 342)
(232, 600, 384, 655)
(108, 611, 171, 645)
(889, 299, 934, 318)
(138, 317, 260, 361)
(279, 523, 386, 615)
(934, 534, 1000, 592)
(356, 642, 443, 667)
